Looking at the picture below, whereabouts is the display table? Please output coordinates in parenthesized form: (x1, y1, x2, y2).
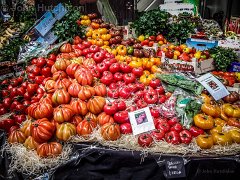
(1, 131, 240, 180)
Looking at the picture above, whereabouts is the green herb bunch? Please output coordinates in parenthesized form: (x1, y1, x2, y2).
(53, 4, 85, 42)
(131, 9, 170, 36)
(209, 47, 237, 72)
(0, 38, 27, 62)
(165, 19, 196, 44)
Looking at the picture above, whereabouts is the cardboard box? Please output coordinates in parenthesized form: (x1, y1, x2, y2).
(161, 53, 215, 74)
(186, 38, 218, 51)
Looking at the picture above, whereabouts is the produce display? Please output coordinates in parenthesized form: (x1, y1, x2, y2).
(0, 5, 240, 177)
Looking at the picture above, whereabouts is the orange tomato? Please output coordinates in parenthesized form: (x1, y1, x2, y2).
(98, 28, 108, 34)
(95, 38, 104, 46)
(91, 22, 100, 29)
(92, 32, 101, 39)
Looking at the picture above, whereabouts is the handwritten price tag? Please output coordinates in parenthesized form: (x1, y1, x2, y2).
(165, 157, 186, 178)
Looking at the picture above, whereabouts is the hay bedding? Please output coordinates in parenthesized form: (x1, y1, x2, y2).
(0, 142, 72, 178)
(71, 127, 240, 157)
(1, 124, 240, 177)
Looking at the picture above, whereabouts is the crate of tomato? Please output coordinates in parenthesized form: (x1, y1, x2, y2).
(161, 53, 214, 74)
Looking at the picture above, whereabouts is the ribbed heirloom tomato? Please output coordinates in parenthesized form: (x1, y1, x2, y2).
(54, 78, 71, 90)
(37, 142, 62, 157)
(68, 81, 82, 97)
(77, 117, 97, 136)
(70, 115, 83, 126)
(31, 118, 55, 143)
(20, 120, 33, 137)
(52, 88, 71, 105)
(66, 63, 80, 78)
(97, 112, 115, 126)
(70, 98, 88, 116)
(94, 83, 107, 96)
(44, 80, 56, 93)
(54, 59, 71, 71)
(56, 123, 76, 141)
(87, 96, 106, 114)
(28, 102, 53, 119)
(78, 85, 95, 101)
(23, 136, 40, 150)
(53, 105, 75, 123)
(74, 68, 93, 86)
(52, 71, 67, 81)
(8, 130, 26, 144)
(101, 122, 121, 141)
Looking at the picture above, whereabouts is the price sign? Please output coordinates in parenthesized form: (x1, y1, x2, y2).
(52, 3, 67, 20)
(35, 11, 56, 36)
(165, 157, 186, 178)
(197, 73, 229, 100)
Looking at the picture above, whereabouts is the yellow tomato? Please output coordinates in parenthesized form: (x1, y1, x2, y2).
(139, 74, 154, 85)
(95, 39, 104, 46)
(92, 32, 101, 39)
(103, 41, 109, 46)
(129, 60, 142, 68)
(151, 65, 162, 73)
(111, 49, 117, 56)
(81, 15, 89, 20)
(116, 45, 127, 56)
(98, 28, 108, 34)
(101, 34, 111, 41)
(86, 31, 93, 38)
(138, 35, 145, 42)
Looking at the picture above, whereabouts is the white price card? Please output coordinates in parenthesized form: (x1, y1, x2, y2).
(197, 73, 230, 101)
(128, 107, 155, 135)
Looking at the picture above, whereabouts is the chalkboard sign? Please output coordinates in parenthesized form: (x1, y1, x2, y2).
(164, 157, 186, 178)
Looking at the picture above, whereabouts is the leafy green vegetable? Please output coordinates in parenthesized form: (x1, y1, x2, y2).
(0, 38, 27, 62)
(165, 19, 196, 44)
(156, 73, 203, 95)
(131, 9, 170, 36)
(209, 47, 237, 72)
(53, 4, 85, 42)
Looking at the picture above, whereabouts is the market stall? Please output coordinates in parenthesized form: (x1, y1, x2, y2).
(0, 2, 240, 179)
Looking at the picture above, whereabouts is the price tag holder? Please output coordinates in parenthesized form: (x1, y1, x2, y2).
(164, 157, 186, 179)
(52, 3, 67, 20)
(197, 73, 230, 101)
(35, 11, 56, 36)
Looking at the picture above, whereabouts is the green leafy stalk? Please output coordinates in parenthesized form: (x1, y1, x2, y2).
(209, 47, 238, 72)
(53, 4, 85, 42)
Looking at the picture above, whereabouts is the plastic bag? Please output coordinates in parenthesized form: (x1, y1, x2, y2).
(174, 88, 202, 129)
(158, 94, 177, 119)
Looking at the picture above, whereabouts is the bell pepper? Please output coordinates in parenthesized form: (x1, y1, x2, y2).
(201, 102, 221, 118)
(223, 104, 240, 118)
(193, 114, 214, 130)
(228, 129, 240, 143)
(196, 135, 214, 149)
(212, 132, 232, 146)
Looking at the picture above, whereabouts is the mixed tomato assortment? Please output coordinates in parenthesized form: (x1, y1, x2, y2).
(0, 13, 240, 158)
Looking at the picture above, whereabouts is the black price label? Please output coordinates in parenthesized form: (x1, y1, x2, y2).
(165, 157, 186, 179)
